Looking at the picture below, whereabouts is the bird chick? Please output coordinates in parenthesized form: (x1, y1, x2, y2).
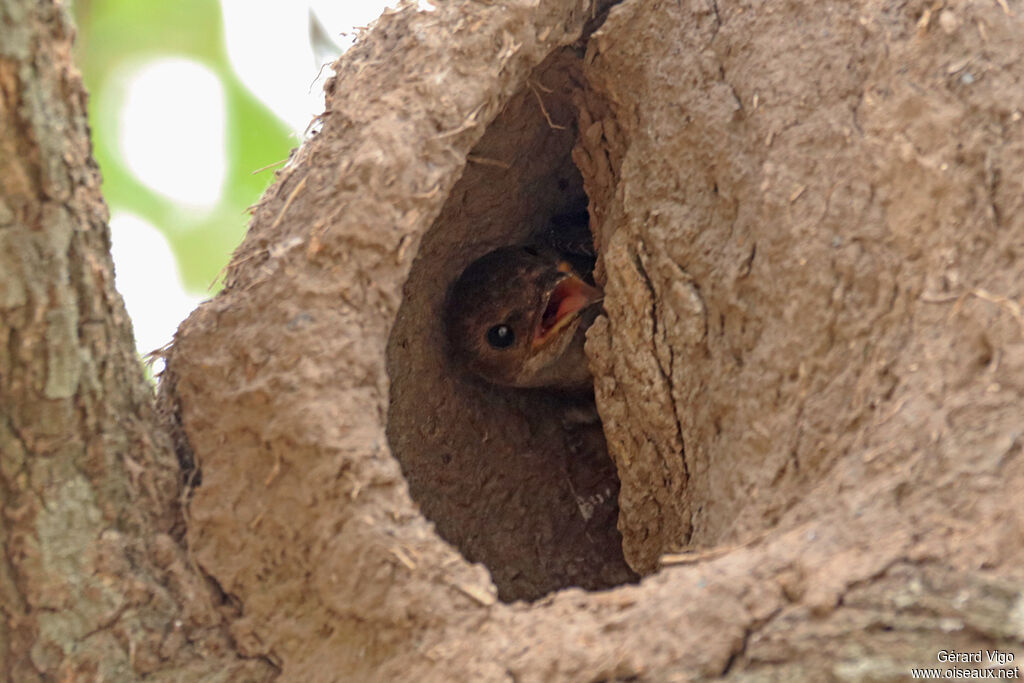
(446, 245, 603, 390)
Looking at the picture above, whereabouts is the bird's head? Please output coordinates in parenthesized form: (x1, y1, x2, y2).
(445, 245, 603, 389)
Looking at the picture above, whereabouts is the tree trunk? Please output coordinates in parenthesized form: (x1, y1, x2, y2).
(0, 1, 272, 679)
(5, 0, 1024, 680)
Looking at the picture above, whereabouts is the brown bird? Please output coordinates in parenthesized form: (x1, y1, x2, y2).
(446, 244, 603, 390)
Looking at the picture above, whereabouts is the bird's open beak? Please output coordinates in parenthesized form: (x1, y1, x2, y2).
(532, 272, 603, 348)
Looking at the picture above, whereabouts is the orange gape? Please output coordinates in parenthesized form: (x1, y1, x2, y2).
(445, 215, 602, 391)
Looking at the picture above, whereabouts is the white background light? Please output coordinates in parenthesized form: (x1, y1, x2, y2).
(109, 213, 203, 364)
(118, 58, 227, 208)
(220, 0, 396, 133)
(110, 3, 398, 358)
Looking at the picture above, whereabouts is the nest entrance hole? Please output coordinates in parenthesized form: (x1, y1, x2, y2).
(385, 48, 637, 602)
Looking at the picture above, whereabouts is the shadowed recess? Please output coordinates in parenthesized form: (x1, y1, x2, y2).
(385, 48, 636, 602)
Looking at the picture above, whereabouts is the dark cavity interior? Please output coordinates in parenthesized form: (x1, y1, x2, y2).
(385, 48, 637, 601)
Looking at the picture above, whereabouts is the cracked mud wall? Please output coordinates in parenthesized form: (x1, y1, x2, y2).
(160, 0, 1024, 679)
(578, 0, 1024, 576)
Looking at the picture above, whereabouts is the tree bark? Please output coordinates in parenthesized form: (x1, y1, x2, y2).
(0, 2, 272, 680)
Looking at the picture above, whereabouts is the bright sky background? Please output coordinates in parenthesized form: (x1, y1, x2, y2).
(109, 0, 395, 365)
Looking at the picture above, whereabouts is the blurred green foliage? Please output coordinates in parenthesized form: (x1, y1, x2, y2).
(73, 0, 293, 291)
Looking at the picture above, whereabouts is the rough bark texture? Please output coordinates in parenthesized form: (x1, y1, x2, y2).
(6, 0, 1024, 680)
(0, 2, 272, 680)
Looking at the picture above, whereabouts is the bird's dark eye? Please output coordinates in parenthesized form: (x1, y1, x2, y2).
(523, 246, 540, 256)
(486, 324, 515, 349)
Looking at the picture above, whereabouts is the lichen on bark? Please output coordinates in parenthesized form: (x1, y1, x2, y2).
(0, 2, 273, 679)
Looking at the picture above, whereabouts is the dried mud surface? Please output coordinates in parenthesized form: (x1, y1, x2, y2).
(162, 0, 1024, 679)
(581, 0, 1024, 575)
